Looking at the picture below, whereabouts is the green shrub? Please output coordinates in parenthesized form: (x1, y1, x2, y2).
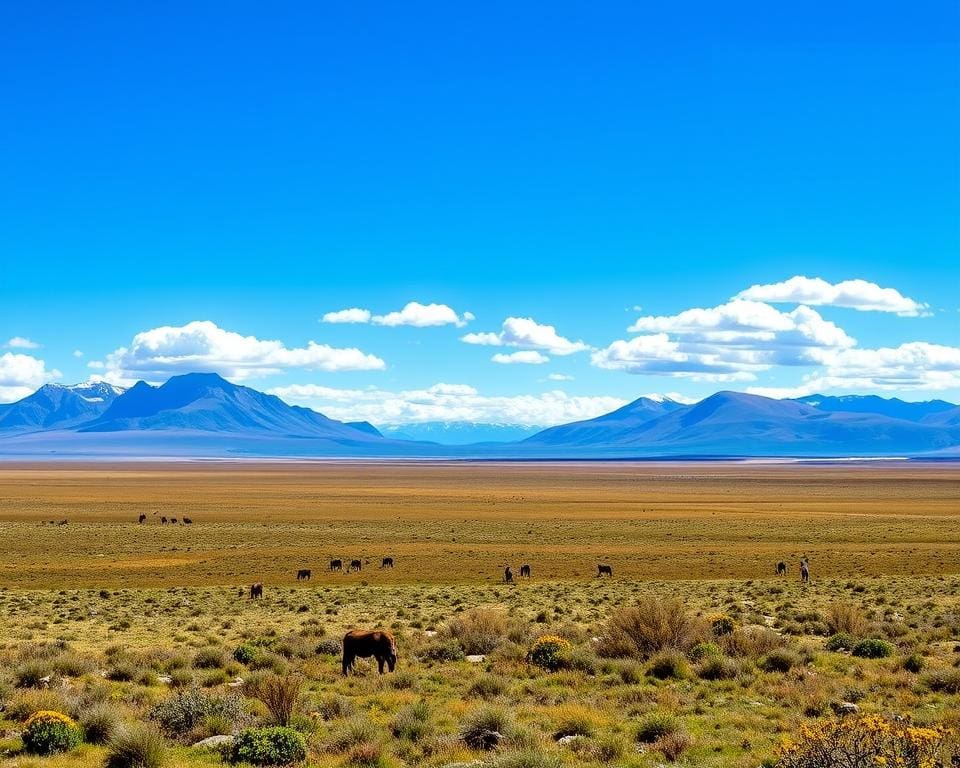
(79, 702, 121, 745)
(249, 674, 303, 726)
(448, 608, 509, 655)
(22, 710, 82, 756)
(922, 667, 960, 694)
(469, 674, 508, 699)
(487, 751, 562, 768)
(315, 638, 342, 656)
(598, 598, 705, 659)
(851, 638, 894, 659)
(327, 717, 383, 752)
(390, 700, 432, 742)
(192, 647, 227, 669)
(902, 653, 925, 673)
(688, 641, 721, 662)
(647, 651, 689, 680)
(460, 705, 515, 750)
(636, 712, 679, 743)
(420, 639, 465, 663)
(528, 635, 572, 671)
(15, 661, 51, 688)
(760, 649, 800, 673)
(105, 724, 167, 768)
(229, 726, 307, 766)
(233, 644, 260, 665)
(698, 656, 739, 680)
(150, 688, 246, 738)
(708, 613, 736, 636)
(825, 632, 857, 652)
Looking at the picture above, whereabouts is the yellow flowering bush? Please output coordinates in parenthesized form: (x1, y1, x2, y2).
(528, 635, 573, 671)
(777, 714, 953, 768)
(708, 613, 736, 636)
(22, 710, 82, 755)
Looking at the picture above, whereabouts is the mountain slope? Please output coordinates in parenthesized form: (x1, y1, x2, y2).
(380, 422, 544, 444)
(79, 372, 381, 440)
(0, 382, 125, 432)
(795, 394, 955, 422)
(523, 396, 683, 446)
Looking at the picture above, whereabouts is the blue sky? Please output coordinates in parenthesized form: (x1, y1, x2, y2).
(1, 2, 958, 424)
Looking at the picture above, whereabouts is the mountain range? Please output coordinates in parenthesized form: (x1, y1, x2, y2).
(0, 372, 958, 458)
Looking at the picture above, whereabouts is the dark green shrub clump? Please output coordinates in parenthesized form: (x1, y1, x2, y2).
(233, 644, 260, 665)
(105, 724, 167, 768)
(80, 702, 121, 745)
(759, 649, 800, 673)
(646, 651, 689, 680)
(229, 726, 307, 766)
(460, 705, 515, 750)
(851, 638, 894, 659)
(825, 632, 857, 652)
(150, 688, 246, 738)
(22, 711, 83, 756)
(635, 712, 679, 743)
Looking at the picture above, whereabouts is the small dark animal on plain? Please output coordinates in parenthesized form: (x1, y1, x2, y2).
(381, 557, 394, 569)
(800, 559, 810, 584)
(170, 518, 178, 524)
(138, 514, 146, 524)
(342, 629, 397, 675)
(249, 582, 263, 599)
(296, 569, 311, 580)
(519, 564, 531, 578)
(330, 559, 343, 571)
(597, 563, 613, 577)
(58, 519, 68, 526)
(504, 566, 514, 583)
(161, 517, 167, 524)
(348, 559, 362, 572)
(183, 517, 192, 525)
(776, 561, 788, 576)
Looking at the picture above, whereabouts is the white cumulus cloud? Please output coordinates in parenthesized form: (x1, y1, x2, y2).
(462, 317, 589, 356)
(321, 307, 372, 324)
(492, 351, 550, 365)
(97, 320, 386, 384)
(268, 382, 627, 427)
(736, 276, 929, 317)
(5, 337, 40, 349)
(0, 353, 62, 403)
(372, 302, 472, 327)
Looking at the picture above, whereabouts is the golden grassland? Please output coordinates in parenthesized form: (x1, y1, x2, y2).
(0, 461, 957, 767)
(0, 461, 958, 588)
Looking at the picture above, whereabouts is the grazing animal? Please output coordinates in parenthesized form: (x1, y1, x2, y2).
(381, 557, 394, 569)
(138, 514, 146, 524)
(800, 559, 810, 584)
(296, 569, 311, 581)
(349, 559, 362, 572)
(183, 517, 193, 525)
(161, 517, 167, 525)
(170, 518, 178, 524)
(597, 563, 613, 577)
(329, 559, 343, 571)
(249, 582, 263, 599)
(504, 566, 514, 583)
(58, 519, 68, 526)
(776, 561, 788, 576)
(519, 564, 531, 578)
(342, 629, 397, 675)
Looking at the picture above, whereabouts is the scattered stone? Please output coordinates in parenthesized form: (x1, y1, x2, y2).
(465, 654, 486, 663)
(557, 734, 584, 746)
(192, 734, 234, 749)
(227, 677, 244, 688)
(833, 702, 860, 716)
(424, 630, 437, 637)
(157, 675, 172, 684)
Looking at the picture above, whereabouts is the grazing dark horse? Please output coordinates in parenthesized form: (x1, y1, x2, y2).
(519, 564, 531, 578)
(138, 514, 146, 524)
(342, 629, 397, 675)
(161, 517, 168, 525)
(349, 559, 362, 572)
(296, 569, 311, 581)
(800, 559, 810, 584)
(776, 561, 788, 576)
(597, 564, 613, 577)
(329, 559, 343, 571)
(381, 557, 394, 569)
(183, 517, 193, 525)
(170, 518, 178, 524)
(249, 582, 263, 599)
(504, 566, 514, 583)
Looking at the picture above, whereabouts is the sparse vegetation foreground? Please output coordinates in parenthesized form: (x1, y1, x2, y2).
(0, 462, 957, 766)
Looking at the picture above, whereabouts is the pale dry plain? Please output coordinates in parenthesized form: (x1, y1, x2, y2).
(0, 461, 958, 588)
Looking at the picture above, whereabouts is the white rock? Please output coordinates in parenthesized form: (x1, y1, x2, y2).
(192, 734, 234, 748)
(157, 675, 172, 684)
(465, 654, 486, 663)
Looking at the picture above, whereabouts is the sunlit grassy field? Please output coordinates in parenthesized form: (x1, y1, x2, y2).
(0, 461, 957, 767)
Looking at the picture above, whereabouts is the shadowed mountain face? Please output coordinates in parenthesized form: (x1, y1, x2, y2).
(794, 394, 956, 422)
(522, 396, 683, 446)
(79, 372, 380, 440)
(0, 382, 125, 431)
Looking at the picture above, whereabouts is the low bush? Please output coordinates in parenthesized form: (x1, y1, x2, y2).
(851, 638, 894, 659)
(760, 648, 801, 673)
(598, 598, 705, 659)
(232, 644, 260, 665)
(827, 602, 868, 636)
(150, 688, 246, 739)
(105, 724, 167, 768)
(460, 705, 515, 750)
(698, 656, 739, 680)
(21, 710, 82, 756)
(249, 673, 303, 726)
(825, 632, 857, 652)
(229, 726, 307, 766)
(390, 700, 432, 742)
(448, 608, 510, 655)
(636, 712, 679, 743)
(468, 674, 508, 699)
(656, 729, 692, 762)
(192, 647, 227, 669)
(79, 702, 121, 745)
(527, 635, 572, 671)
(922, 667, 960, 694)
(647, 651, 689, 680)
(708, 613, 736, 636)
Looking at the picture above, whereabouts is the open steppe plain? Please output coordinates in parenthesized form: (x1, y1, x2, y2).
(0, 461, 957, 767)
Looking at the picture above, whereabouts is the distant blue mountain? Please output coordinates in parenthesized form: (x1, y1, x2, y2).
(794, 394, 955, 422)
(79, 372, 382, 441)
(922, 405, 960, 427)
(522, 396, 683, 446)
(0, 382, 125, 432)
(380, 421, 544, 444)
